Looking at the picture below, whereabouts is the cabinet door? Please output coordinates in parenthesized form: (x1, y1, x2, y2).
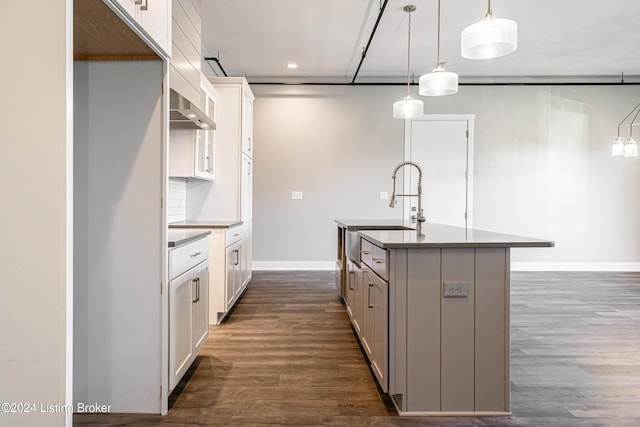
(169, 272, 193, 390)
(226, 242, 241, 308)
(352, 263, 363, 335)
(240, 155, 252, 222)
(192, 263, 209, 352)
(372, 273, 389, 392)
(137, 0, 171, 55)
(345, 260, 356, 319)
(241, 92, 253, 156)
(360, 268, 374, 358)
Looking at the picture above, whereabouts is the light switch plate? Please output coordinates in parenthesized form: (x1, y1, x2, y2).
(291, 191, 303, 200)
(443, 282, 469, 298)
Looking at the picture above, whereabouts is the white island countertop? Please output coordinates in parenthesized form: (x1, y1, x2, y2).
(358, 222, 554, 249)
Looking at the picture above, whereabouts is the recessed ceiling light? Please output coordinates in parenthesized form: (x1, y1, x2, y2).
(286, 63, 298, 69)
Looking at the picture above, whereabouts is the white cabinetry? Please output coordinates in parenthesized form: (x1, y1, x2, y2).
(169, 77, 218, 180)
(170, 224, 248, 325)
(201, 77, 254, 285)
(168, 234, 209, 391)
(108, 0, 171, 56)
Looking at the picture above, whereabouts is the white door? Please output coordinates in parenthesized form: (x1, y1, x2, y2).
(403, 115, 474, 228)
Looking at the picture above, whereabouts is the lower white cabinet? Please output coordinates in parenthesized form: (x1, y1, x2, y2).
(226, 239, 242, 308)
(170, 224, 251, 325)
(168, 235, 209, 391)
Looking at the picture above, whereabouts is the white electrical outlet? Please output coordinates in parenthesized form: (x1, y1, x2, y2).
(443, 283, 469, 298)
(291, 191, 303, 200)
(380, 191, 389, 200)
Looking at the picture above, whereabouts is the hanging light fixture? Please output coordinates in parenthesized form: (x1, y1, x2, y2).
(419, 0, 458, 96)
(461, 0, 517, 60)
(612, 101, 640, 158)
(393, 5, 423, 119)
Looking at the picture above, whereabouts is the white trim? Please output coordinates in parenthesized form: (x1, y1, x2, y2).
(65, 0, 73, 425)
(511, 262, 640, 272)
(252, 261, 336, 271)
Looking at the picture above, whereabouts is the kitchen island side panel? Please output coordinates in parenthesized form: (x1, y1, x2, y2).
(406, 249, 442, 411)
(474, 248, 509, 411)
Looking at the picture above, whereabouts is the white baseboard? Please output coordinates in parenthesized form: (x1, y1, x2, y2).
(252, 261, 336, 271)
(511, 262, 640, 272)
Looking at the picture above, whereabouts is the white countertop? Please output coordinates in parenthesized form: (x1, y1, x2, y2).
(169, 220, 243, 229)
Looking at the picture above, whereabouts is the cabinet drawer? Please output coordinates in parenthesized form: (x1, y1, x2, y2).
(371, 245, 389, 281)
(361, 238, 373, 268)
(225, 226, 242, 247)
(169, 236, 209, 280)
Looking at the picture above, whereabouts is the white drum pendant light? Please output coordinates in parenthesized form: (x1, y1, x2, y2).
(419, 0, 458, 96)
(461, 0, 517, 60)
(393, 5, 423, 119)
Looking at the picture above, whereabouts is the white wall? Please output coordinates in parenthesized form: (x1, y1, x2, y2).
(0, 1, 72, 426)
(252, 84, 640, 270)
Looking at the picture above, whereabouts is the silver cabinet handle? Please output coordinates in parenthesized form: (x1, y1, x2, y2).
(134, 0, 142, 4)
(192, 278, 199, 303)
(190, 252, 202, 258)
(248, 137, 252, 151)
(140, 0, 148, 10)
(373, 258, 384, 264)
(361, 250, 371, 255)
(348, 270, 355, 290)
(368, 283, 374, 308)
(234, 249, 240, 266)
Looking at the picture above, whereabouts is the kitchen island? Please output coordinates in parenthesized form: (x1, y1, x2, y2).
(335, 220, 554, 416)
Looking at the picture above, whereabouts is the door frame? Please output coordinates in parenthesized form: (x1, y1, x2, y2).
(403, 114, 475, 229)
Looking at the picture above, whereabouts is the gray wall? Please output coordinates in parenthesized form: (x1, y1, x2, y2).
(252, 84, 640, 270)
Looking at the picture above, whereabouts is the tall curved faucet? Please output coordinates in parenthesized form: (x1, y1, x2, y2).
(389, 161, 426, 236)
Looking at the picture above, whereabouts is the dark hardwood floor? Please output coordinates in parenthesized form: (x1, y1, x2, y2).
(75, 271, 640, 426)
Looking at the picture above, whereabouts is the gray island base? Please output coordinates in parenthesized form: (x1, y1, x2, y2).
(335, 220, 554, 416)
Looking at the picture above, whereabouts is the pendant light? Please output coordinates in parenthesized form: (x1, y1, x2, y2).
(461, 0, 517, 60)
(419, 0, 458, 97)
(612, 101, 640, 158)
(393, 5, 423, 119)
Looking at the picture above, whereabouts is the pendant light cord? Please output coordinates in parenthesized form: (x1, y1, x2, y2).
(436, 0, 441, 66)
(618, 101, 640, 136)
(406, 9, 412, 96)
(487, 0, 492, 15)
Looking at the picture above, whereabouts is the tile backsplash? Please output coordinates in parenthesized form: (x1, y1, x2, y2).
(168, 178, 187, 223)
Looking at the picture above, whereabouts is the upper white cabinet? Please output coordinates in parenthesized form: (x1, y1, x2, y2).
(108, 0, 172, 56)
(241, 89, 254, 156)
(169, 77, 218, 181)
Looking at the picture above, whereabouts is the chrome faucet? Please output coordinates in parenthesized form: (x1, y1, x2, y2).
(389, 161, 426, 236)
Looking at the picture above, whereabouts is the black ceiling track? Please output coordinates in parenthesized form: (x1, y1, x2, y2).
(248, 81, 640, 86)
(351, 0, 390, 85)
(204, 56, 228, 77)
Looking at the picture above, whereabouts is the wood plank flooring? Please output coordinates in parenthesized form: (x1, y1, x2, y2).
(75, 271, 640, 426)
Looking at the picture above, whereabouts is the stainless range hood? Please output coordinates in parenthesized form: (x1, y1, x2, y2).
(169, 89, 216, 130)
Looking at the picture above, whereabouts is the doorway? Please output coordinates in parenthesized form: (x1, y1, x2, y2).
(403, 114, 474, 228)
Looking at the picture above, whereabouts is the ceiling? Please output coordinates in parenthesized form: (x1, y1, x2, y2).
(201, 0, 640, 83)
